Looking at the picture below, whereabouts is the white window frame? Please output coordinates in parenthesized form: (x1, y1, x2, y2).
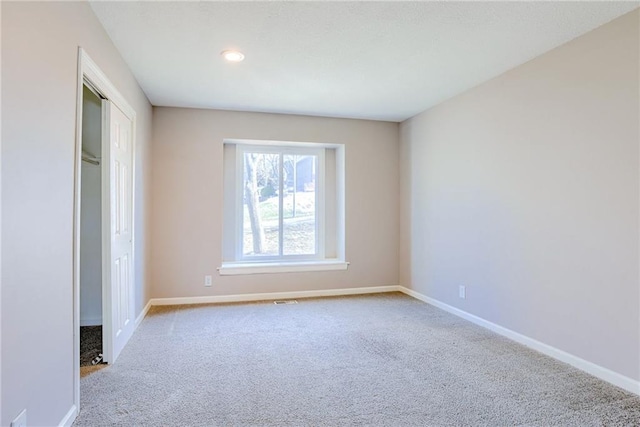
(219, 139, 349, 276)
(235, 144, 325, 263)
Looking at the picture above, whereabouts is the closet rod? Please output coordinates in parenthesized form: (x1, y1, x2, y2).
(82, 155, 100, 166)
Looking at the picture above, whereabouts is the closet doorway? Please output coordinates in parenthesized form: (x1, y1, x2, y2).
(73, 48, 137, 414)
(79, 84, 104, 373)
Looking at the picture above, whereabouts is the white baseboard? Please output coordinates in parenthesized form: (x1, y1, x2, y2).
(149, 285, 401, 306)
(58, 405, 77, 427)
(79, 317, 102, 327)
(135, 299, 152, 328)
(398, 286, 640, 396)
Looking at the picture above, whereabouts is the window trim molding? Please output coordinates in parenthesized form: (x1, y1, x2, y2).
(218, 260, 349, 276)
(222, 138, 347, 272)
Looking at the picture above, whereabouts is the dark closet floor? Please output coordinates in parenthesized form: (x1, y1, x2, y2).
(80, 326, 103, 367)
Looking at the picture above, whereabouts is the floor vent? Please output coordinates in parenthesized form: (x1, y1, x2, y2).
(273, 300, 298, 305)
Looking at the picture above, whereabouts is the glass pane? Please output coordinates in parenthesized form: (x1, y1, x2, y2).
(242, 152, 280, 256)
(283, 154, 316, 255)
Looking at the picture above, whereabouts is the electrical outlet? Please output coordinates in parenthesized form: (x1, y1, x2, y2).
(11, 409, 27, 427)
(459, 285, 466, 299)
(204, 275, 212, 287)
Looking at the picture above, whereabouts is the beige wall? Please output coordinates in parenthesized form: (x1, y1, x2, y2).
(400, 10, 640, 381)
(1, 2, 152, 425)
(151, 108, 399, 298)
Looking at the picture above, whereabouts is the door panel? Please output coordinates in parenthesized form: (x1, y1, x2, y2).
(102, 100, 134, 363)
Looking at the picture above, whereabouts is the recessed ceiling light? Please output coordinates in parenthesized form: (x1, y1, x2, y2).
(221, 50, 245, 62)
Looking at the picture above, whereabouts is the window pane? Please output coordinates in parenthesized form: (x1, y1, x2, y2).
(283, 154, 316, 255)
(243, 152, 280, 256)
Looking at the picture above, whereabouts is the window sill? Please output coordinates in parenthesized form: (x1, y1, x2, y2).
(218, 260, 349, 276)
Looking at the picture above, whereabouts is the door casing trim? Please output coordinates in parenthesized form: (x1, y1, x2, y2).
(73, 47, 137, 421)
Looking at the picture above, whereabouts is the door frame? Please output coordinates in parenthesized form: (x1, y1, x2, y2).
(72, 48, 137, 415)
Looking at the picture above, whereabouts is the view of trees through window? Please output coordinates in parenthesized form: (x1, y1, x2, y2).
(242, 151, 317, 258)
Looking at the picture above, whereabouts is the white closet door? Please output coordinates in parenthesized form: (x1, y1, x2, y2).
(102, 99, 135, 363)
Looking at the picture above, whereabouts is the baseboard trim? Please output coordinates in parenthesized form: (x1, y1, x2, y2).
(150, 285, 401, 306)
(398, 286, 640, 396)
(58, 405, 77, 427)
(135, 299, 152, 328)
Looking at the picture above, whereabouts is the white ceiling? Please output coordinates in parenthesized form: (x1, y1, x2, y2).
(90, 1, 638, 122)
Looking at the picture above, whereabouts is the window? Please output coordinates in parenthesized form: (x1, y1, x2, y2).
(238, 144, 323, 260)
(220, 139, 347, 275)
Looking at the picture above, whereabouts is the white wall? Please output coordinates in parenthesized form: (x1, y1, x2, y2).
(400, 10, 640, 382)
(151, 107, 399, 298)
(1, 2, 152, 425)
(80, 86, 102, 327)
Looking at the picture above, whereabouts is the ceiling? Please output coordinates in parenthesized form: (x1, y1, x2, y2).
(90, 1, 638, 122)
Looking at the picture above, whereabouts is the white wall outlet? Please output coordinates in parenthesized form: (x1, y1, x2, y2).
(459, 285, 466, 299)
(11, 409, 27, 427)
(204, 275, 213, 287)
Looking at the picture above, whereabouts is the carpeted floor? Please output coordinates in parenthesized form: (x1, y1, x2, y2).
(80, 326, 103, 367)
(74, 293, 640, 426)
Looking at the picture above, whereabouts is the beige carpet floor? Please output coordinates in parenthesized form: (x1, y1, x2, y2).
(74, 292, 640, 426)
